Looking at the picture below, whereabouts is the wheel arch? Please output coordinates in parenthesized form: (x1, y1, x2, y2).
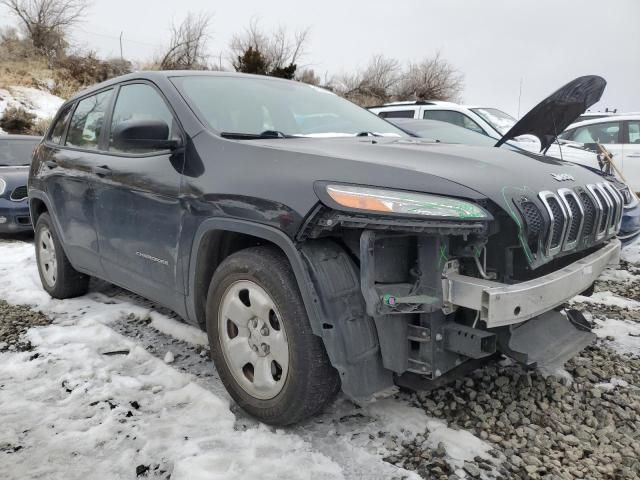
(186, 218, 323, 333)
(187, 218, 393, 400)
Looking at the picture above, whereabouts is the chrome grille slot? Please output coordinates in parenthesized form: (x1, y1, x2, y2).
(538, 191, 567, 256)
(602, 182, 623, 233)
(587, 184, 607, 240)
(579, 191, 596, 236)
(558, 188, 583, 250)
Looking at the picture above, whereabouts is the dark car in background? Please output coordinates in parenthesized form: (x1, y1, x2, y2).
(390, 117, 640, 244)
(0, 135, 40, 233)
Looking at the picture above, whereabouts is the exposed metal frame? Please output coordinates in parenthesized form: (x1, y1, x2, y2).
(442, 239, 621, 328)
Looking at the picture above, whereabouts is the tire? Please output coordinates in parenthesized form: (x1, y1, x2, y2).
(206, 246, 340, 425)
(34, 212, 90, 299)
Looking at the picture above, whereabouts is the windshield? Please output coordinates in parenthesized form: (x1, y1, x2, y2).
(471, 108, 517, 135)
(0, 138, 38, 166)
(391, 118, 525, 153)
(171, 75, 406, 138)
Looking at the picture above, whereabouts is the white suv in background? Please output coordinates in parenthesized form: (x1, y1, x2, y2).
(559, 115, 640, 192)
(369, 101, 520, 139)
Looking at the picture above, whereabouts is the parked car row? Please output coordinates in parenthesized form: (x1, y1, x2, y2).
(370, 100, 640, 193)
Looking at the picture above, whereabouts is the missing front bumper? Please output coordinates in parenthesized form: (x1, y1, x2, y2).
(442, 239, 621, 327)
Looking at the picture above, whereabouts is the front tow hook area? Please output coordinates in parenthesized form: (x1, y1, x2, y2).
(497, 309, 596, 370)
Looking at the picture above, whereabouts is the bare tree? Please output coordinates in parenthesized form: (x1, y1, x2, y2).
(297, 68, 320, 86)
(0, 0, 89, 58)
(394, 52, 464, 102)
(332, 54, 400, 106)
(160, 12, 212, 70)
(230, 19, 310, 78)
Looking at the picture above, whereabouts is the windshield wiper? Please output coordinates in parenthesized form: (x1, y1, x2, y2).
(221, 130, 292, 140)
(355, 131, 383, 137)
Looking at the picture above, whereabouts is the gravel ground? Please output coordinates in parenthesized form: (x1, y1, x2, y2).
(1, 240, 639, 480)
(0, 300, 49, 353)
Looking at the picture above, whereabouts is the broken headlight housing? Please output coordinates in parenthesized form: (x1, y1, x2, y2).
(324, 184, 490, 219)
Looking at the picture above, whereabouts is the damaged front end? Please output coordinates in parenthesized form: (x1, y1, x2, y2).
(298, 188, 621, 400)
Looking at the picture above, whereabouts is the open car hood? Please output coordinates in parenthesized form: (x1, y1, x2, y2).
(495, 75, 606, 152)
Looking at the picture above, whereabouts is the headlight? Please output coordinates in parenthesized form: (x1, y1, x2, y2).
(0, 178, 6, 196)
(325, 184, 490, 219)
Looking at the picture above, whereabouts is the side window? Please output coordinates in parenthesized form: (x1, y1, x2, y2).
(379, 110, 415, 119)
(423, 110, 484, 134)
(109, 83, 176, 154)
(65, 90, 113, 150)
(48, 104, 73, 144)
(626, 121, 640, 144)
(572, 122, 621, 144)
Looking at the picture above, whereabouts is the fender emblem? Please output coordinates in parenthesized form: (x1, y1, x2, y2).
(550, 173, 575, 182)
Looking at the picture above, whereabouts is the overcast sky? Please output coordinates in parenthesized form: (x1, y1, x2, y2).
(3, 0, 639, 117)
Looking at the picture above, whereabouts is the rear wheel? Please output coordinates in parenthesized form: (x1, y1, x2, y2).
(206, 246, 340, 425)
(35, 213, 89, 299)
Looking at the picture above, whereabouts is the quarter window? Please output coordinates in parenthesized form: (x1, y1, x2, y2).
(48, 105, 73, 144)
(626, 121, 640, 144)
(422, 110, 484, 134)
(65, 90, 113, 150)
(109, 83, 176, 154)
(572, 122, 621, 144)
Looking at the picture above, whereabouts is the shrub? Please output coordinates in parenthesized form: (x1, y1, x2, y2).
(31, 116, 52, 136)
(0, 106, 36, 134)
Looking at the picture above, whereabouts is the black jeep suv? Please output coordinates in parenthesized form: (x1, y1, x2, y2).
(29, 72, 622, 425)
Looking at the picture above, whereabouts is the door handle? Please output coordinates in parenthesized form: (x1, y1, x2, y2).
(93, 165, 112, 177)
(45, 160, 58, 169)
(627, 153, 640, 158)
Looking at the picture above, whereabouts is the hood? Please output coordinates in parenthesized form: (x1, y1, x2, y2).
(248, 136, 608, 215)
(495, 75, 606, 152)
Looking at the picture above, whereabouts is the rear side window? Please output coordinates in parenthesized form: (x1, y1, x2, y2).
(378, 110, 415, 119)
(626, 121, 640, 144)
(109, 83, 176, 154)
(572, 121, 621, 144)
(423, 110, 484, 134)
(48, 105, 73, 144)
(65, 90, 113, 150)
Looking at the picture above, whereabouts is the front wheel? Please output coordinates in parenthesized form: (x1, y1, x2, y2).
(206, 246, 340, 425)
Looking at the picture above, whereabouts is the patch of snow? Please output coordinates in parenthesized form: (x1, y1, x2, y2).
(597, 268, 639, 283)
(149, 311, 208, 346)
(595, 377, 630, 390)
(0, 86, 63, 127)
(367, 399, 493, 469)
(592, 317, 640, 354)
(621, 239, 640, 265)
(572, 290, 640, 309)
(164, 350, 175, 363)
(0, 321, 343, 479)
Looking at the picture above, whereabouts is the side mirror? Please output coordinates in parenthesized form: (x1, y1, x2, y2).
(112, 120, 181, 151)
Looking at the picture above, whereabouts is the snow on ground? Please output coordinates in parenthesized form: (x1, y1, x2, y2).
(1, 322, 342, 480)
(621, 240, 640, 265)
(0, 239, 427, 479)
(572, 290, 640, 309)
